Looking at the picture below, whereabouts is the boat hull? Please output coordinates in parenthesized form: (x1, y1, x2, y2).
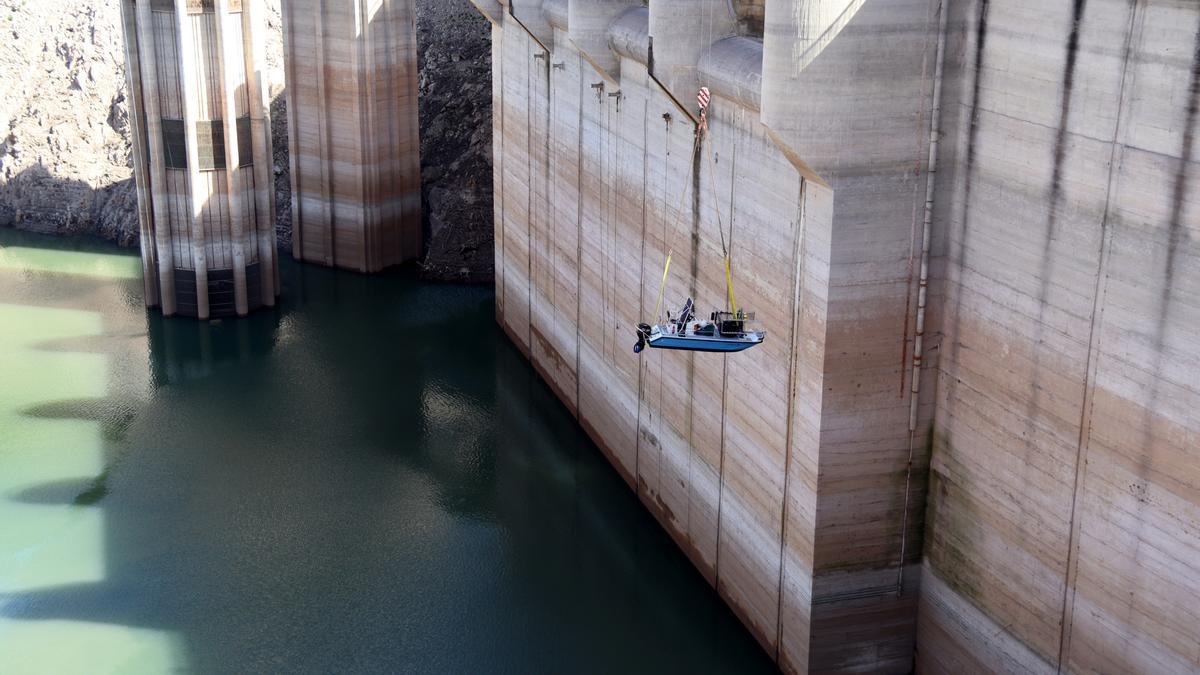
(646, 333, 764, 353)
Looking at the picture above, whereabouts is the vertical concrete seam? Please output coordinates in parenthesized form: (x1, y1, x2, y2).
(543, 45, 551, 360)
(686, 123, 702, 573)
(314, 0, 335, 267)
(525, 40, 537, 356)
(528, 44, 537, 359)
(713, 112, 733, 588)
(575, 52, 584, 417)
(600, 82, 611, 363)
(498, 20, 507, 321)
(549, 50, 557, 353)
(382, 0, 396, 266)
(776, 174, 808, 661)
(715, 344, 729, 589)
(636, 75, 649, 485)
(1055, 2, 1143, 669)
(353, 0, 371, 272)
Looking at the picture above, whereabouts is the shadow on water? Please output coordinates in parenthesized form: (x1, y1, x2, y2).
(0, 228, 776, 673)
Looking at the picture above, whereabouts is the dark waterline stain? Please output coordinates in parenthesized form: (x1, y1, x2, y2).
(1023, 0, 1089, 504)
(943, 0, 991, 431)
(1031, 0, 1090, 317)
(1159, 14, 1200, 340)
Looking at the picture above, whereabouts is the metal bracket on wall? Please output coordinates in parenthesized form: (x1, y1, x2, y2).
(608, 91, 623, 112)
(591, 82, 605, 102)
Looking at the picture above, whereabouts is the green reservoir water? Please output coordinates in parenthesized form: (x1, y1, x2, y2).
(0, 230, 776, 674)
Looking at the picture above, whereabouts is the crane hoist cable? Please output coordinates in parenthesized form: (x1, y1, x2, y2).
(652, 88, 741, 322)
(702, 119, 738, 315)
(652, 124, 701, 323)
(699, 88, 738, 315)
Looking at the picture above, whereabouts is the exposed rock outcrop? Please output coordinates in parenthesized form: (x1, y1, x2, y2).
(415, 0, 494, 281)
(0, 0, 137, 244)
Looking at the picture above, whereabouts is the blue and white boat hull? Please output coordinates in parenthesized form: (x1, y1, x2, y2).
(645, 331, 765, 353)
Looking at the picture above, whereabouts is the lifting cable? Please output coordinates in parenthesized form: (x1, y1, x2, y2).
(651, 89, 742, 323)
(657, 90, 739, 324)
(652, 124, 701, 322)
(699, 101, 738, 315)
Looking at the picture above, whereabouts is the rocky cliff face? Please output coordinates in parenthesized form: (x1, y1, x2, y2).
(0, 0, 495, 282)
(0, 0, 137, 244)
(415, 0, 493, 281)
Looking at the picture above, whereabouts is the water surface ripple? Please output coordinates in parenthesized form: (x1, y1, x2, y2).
(0, 230, 776, 674)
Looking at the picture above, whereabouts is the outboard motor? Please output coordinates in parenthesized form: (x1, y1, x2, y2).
(633, 322, 651, 353)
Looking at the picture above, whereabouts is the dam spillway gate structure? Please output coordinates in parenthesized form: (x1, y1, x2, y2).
(474, 0, 1200, 672)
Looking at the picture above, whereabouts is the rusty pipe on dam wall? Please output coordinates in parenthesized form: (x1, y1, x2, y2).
(896, 0, 948, 595)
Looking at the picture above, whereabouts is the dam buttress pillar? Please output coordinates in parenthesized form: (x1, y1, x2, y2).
(281, 0, 422, 273)
(119, 0, 279, 319)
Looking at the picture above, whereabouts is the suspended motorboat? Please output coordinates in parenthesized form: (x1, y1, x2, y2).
(634, 88, 766, 356)
(634, 298, 764, 353)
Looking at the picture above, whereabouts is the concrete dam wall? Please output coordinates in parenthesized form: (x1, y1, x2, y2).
(921, 0, 1200, 672)
(475, 0, 1199, 672)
